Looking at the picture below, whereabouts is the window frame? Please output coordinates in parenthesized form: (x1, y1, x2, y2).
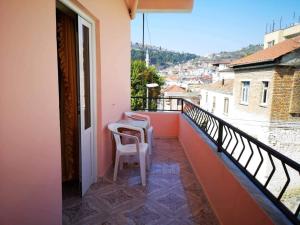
(260, 81, 269, 106)
(240, 81, 250, 105)
(224, 97, 229, 115)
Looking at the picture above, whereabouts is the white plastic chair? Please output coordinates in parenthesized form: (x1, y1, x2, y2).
(124, 112, 154, 155)
(108, 123, 150, 186)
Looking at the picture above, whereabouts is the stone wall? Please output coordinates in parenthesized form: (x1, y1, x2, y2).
(289, 70, 300, 115)
(270, 67, 300, 121)
(268, 121, 300, 163)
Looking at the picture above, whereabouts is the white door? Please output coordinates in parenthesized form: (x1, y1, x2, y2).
(78, 16, 94, 196)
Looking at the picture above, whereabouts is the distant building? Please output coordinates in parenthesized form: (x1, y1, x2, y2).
(212, 61, 234, 82)
(199, 79, 234, 120)
(163, 85, 187, 98)
(264, 23, 300, 49)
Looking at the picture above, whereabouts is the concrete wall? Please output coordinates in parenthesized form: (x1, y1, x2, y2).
(178, 115, 274, 225)
(0, 0, 131, 224)
(263, 24, 300, 49)
(143, 113, 275, 225)
(140, 112, 179, 138)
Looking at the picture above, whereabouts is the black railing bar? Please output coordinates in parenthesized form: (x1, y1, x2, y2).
(212, 119, 219, 139)
(222, 124, 229, 144)
(132, 96, 183, 101)
(277, 162, 291, 201)
(183, 111, 218, 145)
(230, 130, 239, 156)
(253, 145, 264, 178)
(237, 134, 246, 162)
(185, 110, 298, 224)
(264, 153, 276, 188)
(182, 99, 300, 171)
(245, 139, 254, 170)
(295, 204, 300, 218)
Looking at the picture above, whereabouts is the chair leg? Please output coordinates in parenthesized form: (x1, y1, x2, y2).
(119, 156, 124, 170)
(139, 156, 146, 186)
(146, 150, 151, 171)
(113, 152, 120, 182)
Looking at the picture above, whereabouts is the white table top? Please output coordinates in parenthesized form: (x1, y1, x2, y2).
(117, 119, 149, 130)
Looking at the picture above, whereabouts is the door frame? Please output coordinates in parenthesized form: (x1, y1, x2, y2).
(58, 0, 98, 184)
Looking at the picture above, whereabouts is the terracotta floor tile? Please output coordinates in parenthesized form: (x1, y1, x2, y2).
(63, 138, 219, 225)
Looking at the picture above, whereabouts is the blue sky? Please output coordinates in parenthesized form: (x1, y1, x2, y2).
(131, 0, 300, 55)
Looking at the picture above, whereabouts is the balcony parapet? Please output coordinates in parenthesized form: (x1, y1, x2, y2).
(132, 97, 300, 225)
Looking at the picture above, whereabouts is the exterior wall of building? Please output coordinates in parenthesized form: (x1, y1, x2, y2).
(264, 24, 300, 49)
(269, 67, 300, 165)
(264, 30, 284, 48)
(271, 67, 300, 122)
(76, 0, 131, 177)
(199, 89, 233, 121)
(0, 0, 131, 224)
(233, 68, 274, 123)
(219, 70, 235, 80)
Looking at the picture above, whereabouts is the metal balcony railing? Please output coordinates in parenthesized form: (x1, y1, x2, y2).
(131, 97, 300, 225)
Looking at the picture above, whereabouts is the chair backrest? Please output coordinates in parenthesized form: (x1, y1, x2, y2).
(124, 112, 151, 125)
(108, 122, 145, 149)
(108, 123, 123, 147)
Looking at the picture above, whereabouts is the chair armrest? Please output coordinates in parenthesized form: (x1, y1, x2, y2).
(111, 130, 139, 144)
(115, 123, 146, 143)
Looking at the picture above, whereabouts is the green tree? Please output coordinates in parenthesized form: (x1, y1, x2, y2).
(131, 60, 164, 110)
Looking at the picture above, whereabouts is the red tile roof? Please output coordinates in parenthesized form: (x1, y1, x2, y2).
(163, 85, 186, 93)
(200, 79, 234, 94)
(231, 36, 300, 67)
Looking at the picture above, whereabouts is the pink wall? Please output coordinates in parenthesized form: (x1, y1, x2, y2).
(178, 115, 274, 225)
(0, 0, 131, 224)
(140, 112, 179, 138)
(76, 0, 131, 176)
(0, 1, 62, 224)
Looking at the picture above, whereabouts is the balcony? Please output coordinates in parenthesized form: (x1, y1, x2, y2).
(63, 138, 219, 225)
(63, 97, 299, 225)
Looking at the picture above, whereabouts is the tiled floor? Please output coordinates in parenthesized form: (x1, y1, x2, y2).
(63, 138, 220, 225)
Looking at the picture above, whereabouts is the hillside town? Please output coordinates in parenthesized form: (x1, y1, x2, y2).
(158, 23, 300, 164)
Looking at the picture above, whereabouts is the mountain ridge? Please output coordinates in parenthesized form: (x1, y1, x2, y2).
(131, 42, 263, 69)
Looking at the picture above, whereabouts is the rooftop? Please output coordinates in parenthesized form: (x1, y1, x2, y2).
(200, 79, 234, 94)
(231, 36, 300, 67)
(163, 85, 186, 93)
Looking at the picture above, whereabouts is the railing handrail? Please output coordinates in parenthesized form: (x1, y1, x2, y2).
(132, 96, 183, 100)
(131, 96, 300, 224)
(182, 99, 300, 171)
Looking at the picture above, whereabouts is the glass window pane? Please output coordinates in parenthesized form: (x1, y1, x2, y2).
(83, 25, 91, 129)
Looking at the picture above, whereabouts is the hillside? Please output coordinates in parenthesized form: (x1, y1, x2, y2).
(131, 43, 263, 69)
(203, 44, 263, 61)
(131, 43, 198, 69)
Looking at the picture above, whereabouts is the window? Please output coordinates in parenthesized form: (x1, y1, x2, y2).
(267, 40, 275, 48)
(83, 25, 91, 129)
(241, 81, 250, 104)
(261, 81, 269, 105)
(224, 97, 229, 114)
(212, 96, 216, 113)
